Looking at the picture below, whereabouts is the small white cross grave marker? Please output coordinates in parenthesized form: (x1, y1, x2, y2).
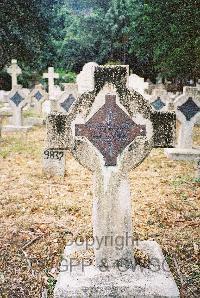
(6, 59, 22, 89)
(43, 67, 59, 100)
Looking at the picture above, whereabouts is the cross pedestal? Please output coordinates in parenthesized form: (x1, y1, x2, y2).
(46, 66, 179, 297)
(6, 59, 22, 88)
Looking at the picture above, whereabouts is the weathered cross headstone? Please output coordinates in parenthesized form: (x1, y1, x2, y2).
(165, 86, 200, 178)
(46, 66, 179, 297)
(43, 67, 59, 111)
(6, 59, 22, 88)
(3, 86, 32, 131)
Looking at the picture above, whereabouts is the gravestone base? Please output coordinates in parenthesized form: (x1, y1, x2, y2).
(2, 125, 32, 132)
(24, 117, 45, 126)
(165, 148, 200, 178)
(54, 241, 179, 298)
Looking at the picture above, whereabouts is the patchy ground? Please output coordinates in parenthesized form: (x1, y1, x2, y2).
(0, 126, 199, 298)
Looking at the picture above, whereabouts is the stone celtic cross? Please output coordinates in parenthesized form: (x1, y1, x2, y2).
(47, 65, 175, 264)
(6, 59, 22, 88)
(47, 66, 178, 297)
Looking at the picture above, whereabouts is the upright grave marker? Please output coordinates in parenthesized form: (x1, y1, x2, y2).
(76, 62, 99, 94)
(165, 86, 200, 178)
(6, 59, 22, 88)
(128, 73, 149, 97)
(46, 66, 179, 297)
(3, 86, 32, 131)
(43, 67, 59, 112)
(149, 85, 172, 112)
(27, 84, 48, 114)
(58, 83, 78, 113)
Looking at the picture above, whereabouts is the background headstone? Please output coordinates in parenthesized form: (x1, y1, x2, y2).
(76, 62, 99, 94)
(27, 84, 48, 114)
(43, 67, 59, 112)
(165, 86, 200, 178)
(57, 83, 78, 113)
(6, 59, 22, 88)
(128, 74, 149, 96)
(3, 86, 32, 131)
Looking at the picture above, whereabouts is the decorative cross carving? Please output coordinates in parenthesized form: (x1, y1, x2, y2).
(6, 59, 22, 88)
(43, 67, 59, 99)
(75, 94, 146, 166)
(151, 97, 166, 111)
(178, 97, 200, 121)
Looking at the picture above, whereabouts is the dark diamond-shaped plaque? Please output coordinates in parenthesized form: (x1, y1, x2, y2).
(10, 92, 24, 106)
(178, 97, 200, 121)
(60, 94, 76, 112)
(34, 91, 43, 101)
(151, 97, 166, 111)
(75, 95, 146, 166)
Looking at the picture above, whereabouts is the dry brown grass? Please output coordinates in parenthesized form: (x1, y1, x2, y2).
(0, 126, 199, 298)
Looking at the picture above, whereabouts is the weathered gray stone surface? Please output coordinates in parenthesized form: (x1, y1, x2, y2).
(54, 241, 179, 298)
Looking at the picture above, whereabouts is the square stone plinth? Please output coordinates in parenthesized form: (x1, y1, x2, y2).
(165, 148, 200, 161)
(54, 241, 179, 298)
(2, 125, 32, 132)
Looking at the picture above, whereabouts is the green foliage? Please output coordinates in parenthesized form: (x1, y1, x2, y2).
(1, 0, 199, 81)
(56, 69, 76, 83)
(0, 0, 56, 69)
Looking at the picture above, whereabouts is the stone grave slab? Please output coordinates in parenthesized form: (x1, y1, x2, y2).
(46, 65, 178, 297)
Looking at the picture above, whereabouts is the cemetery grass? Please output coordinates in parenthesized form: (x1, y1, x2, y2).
(0, 127, 199, 298)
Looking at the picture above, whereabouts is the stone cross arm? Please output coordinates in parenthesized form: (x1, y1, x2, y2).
(46, 95, 176, 166)
(43, 67, 59, 80)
